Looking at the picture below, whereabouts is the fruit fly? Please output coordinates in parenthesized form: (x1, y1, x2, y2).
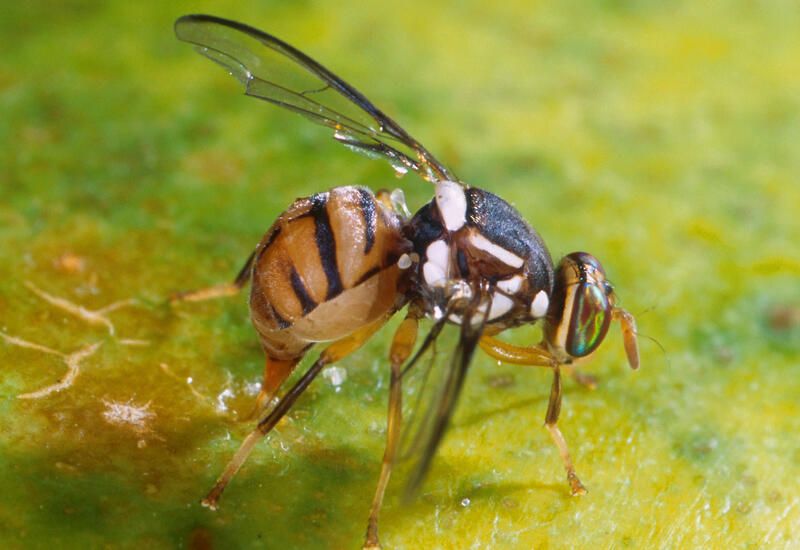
(173, 14, 640, 549)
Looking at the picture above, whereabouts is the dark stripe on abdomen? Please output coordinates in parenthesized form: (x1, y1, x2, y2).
(309, 193, 344, 300)
(353, 265, 381, 287)
(269, 303, 291, 329)
(357, 188, 376, 254)
(255, 226, 281, 265)
(289, 266, 317, 315)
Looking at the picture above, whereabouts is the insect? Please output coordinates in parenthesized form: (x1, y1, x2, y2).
(173, 14, 640, 549)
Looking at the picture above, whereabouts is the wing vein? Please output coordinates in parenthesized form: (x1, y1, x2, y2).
(175, 14, 456, 183)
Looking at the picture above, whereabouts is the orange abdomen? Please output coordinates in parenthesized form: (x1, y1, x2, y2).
(249, 186, 410, 360)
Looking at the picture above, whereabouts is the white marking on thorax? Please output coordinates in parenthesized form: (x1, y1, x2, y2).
(488, 293, 514, 320)
(423, 239, 450, 286)
(450, 292, 514, 325)
(469, 233, 524, 268)
(530, 290, 549, 318)
(423, 263, 446, 286)
(435, 181, 467, 232)
(497, 274, 523, 294)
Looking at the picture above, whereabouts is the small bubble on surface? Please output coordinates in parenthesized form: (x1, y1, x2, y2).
(323, 366, 347, 388)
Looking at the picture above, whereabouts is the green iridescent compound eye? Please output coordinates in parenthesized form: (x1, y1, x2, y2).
(566, 283, 612, 357)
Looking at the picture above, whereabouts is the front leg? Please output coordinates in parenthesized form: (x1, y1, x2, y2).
(480, 335, 598, 388)
(478, 335, 587, 495)
(478, 335, 556, 366)
(545, 367, 587, 496)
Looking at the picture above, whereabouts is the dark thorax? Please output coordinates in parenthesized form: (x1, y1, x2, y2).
(406, 181, 555, 329)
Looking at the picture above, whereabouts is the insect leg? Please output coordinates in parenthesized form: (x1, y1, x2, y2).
(478, 335, 557, 366)
(364, 314, 419, 550)
(545, 367, 588, 496)
(169, 249, 256, 303)
(201, 312, 391, 511)
(246, 355, 304, 420)
(479, 336, 587, 495)
(480, 336, 597, 388)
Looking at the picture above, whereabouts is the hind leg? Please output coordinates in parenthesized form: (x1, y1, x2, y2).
(478, 336, 587, 495)
(545, 367, 587, 495)
(170, 250, 255, 303)
(245, 355, 303, 420)
(201, 313, 391, 510)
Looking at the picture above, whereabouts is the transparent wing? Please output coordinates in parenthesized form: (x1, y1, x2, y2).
(399, 291, 491, 500)
(174, 14, 456, 183)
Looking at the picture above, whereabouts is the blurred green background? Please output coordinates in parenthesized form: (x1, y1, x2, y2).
(2, 1, 799, 548)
